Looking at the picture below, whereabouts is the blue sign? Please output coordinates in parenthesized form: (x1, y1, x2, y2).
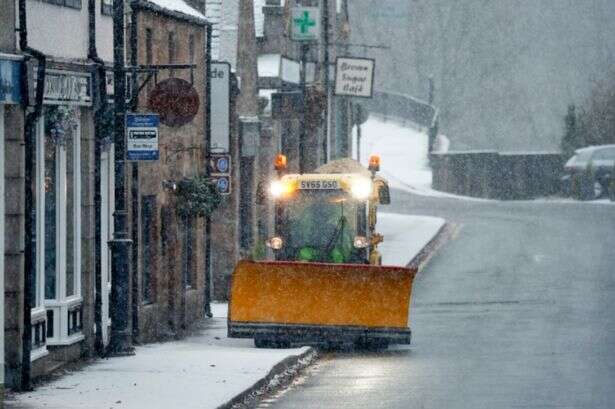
(126, 113, 160, 161)
(0, 59, 22, 104)
(210, 153, 231, 174)
(212, 175, 231, 195)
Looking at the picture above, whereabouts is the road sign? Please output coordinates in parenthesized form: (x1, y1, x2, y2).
(126, 113, 159, 161)
(210, 153, 231, 174)
(211, 175, 231, 195)
(291, 7, 320, 41)
(334, 57, 375, 98)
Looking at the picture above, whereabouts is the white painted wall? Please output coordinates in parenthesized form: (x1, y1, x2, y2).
(26, 1, 88, 59)
(96, 9, 113, 62)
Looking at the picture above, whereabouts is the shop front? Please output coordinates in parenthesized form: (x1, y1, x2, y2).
(30, 66, 92, 360)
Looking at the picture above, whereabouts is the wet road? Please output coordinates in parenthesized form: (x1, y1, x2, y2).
(260, 191, 615, 409)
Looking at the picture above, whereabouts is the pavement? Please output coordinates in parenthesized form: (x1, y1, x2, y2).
(5, 212, 445, 409)
(259, 188, 615, 409)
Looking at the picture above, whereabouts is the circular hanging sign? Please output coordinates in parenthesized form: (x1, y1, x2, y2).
(147, 78, 200, 127)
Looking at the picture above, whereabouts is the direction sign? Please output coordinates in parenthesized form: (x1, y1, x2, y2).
(291, 7, 320, 41)
(211, 175, 231, 195)
(209, 153, 231, 174)
(126, 113, 159, 161)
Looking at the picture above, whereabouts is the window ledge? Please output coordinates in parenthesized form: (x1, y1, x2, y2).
(31, 346, 49, 362)
(47, 333, 84, 347)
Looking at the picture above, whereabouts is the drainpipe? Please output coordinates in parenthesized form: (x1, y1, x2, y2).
(87, 0, 109, 357)
(204, 22, 213, 318)
(17, 0, 46, 392)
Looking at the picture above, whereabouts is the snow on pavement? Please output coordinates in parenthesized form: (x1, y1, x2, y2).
(378, 213, 445, 266)
(7, 303, 308, 409)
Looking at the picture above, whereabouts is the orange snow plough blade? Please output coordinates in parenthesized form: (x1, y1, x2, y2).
(228, 260, 416, 344)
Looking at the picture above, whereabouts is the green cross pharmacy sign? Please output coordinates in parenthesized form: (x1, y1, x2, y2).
(291, 7, 320, 41)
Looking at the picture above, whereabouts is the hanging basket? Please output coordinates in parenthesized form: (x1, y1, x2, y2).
(174, 176, 222, 218)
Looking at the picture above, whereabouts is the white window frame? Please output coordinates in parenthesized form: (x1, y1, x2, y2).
(33, 107, 84, 349)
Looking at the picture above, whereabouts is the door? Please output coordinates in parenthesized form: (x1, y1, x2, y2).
(100, 144, 114, 346)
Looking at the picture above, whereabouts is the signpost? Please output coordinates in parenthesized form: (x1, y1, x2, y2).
(126, 113, 159, 161)
(334, 57, 375, 98)
(291, 7, 320, 42)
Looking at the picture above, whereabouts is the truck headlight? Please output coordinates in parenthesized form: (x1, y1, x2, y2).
(266, 236, 284, 250)
(351, 178, 372, 200)
(270, 180, 294, 198)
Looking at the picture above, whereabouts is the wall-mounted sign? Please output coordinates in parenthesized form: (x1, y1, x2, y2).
(291, 7, 320, 41)
(281, 57, 300, 84)
(334, 57, 375, 98)
(209, 153, 231, 174)
(42, 69, 92, 106)
(210, 62, 231, 152)
(148, 78, 199, 127)
(211, 175, 231, 195)
(0, 58, 22, 104)
(126, 113, 160, 161)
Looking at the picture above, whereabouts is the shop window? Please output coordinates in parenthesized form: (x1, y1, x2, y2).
(34, 106, 83, 347)
(141, 195, 157, 303)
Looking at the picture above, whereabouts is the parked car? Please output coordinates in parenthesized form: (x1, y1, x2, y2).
(561, 145, 615, 199)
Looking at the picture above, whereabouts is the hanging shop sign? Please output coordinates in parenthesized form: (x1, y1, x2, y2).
(0, 58, 22, 104)
(334, 57, 375, 98)
(291, 7, 320, 41)
(210, 62, 231, 152)
(148, 78, 199, 127)
(126, 113, 160, 161)
(42, 69, 92, 106)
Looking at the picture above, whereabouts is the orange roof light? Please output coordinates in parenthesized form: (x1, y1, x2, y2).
(368, 154, 381, 172)
(274, 154, 287, 171)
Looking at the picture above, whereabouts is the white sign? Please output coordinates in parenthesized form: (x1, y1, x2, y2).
(126, 113, 159, 161)
(281, 57, 300, 84)
(41, 69, 92, 106)
(291, 7, 320, 41)
(334, 57, 375, 98)
(210, 62, 231, 152)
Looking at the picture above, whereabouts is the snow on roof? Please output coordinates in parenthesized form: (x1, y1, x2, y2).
(575, 144, 615, 153)
(140, 0, 207, 23)
(258, 53, 281, 77)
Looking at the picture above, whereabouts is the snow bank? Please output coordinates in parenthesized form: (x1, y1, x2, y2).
(352, 115, 432, 191)
(378, 213, 445, 266)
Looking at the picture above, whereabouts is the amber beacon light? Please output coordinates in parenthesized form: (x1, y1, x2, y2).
(274, 153, 288, 172)
(368, 154, 381, 172)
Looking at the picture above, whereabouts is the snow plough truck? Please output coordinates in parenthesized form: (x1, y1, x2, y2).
(228, 155, 416, 349)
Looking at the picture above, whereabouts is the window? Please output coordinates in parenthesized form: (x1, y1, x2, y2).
(146, 29, 153, 92)
(42, 0, 82, 10)
(168, 32, 176, 76)
(101, 0, 112, 15)
(141, 196, 157, 303)
(35, 106, 83, 347)
(182, 216, 196, 288)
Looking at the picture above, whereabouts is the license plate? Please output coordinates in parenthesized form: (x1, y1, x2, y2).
(299, 180, 339, 190)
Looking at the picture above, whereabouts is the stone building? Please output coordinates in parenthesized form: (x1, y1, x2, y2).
(127, 0, 210, 342)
